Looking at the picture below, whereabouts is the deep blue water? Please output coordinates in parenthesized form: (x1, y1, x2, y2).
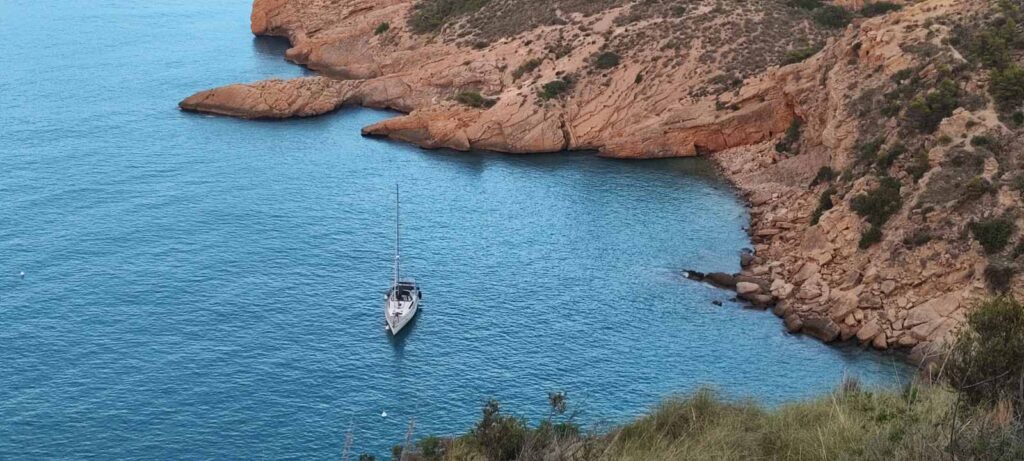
(0, 0, 910, 458)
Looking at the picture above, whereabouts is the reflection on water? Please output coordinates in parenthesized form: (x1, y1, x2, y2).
(251, 35, 314, 76)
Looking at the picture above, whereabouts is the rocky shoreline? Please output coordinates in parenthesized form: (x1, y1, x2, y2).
(181, 0, 1022, 366)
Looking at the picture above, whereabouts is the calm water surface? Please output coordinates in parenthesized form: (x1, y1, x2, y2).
(0, 0, 909, 458)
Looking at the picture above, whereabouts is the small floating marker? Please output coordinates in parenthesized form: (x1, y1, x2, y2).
(19, 271, 25, 278)
(381, 410, 388, 418)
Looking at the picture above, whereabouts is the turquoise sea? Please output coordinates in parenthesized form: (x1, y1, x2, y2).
(0, 0, 909, 458)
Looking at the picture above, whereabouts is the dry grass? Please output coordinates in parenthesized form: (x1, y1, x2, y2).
(410, 381, 1024, 461)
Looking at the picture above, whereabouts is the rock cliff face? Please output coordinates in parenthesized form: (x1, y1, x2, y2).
(182, 0, 1024, 362)
(183, 0, 836, 155)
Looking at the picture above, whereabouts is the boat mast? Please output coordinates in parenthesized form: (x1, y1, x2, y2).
(394, 184, 400, 286)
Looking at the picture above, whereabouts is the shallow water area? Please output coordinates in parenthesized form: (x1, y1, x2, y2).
(0, 0, 910, 458)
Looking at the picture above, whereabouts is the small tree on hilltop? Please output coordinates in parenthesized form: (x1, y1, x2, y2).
(472, 399, 527, 461)
(946, 297, 1024, 411)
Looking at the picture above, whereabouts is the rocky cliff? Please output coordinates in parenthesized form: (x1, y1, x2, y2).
(182, 0, 1024, 363)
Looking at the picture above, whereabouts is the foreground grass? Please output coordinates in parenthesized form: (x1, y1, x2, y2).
(602, 385, 953, 461)
(411, 382, 1023, 461)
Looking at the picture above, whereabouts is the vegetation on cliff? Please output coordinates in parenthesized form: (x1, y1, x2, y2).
(777, 0, 1024, 344)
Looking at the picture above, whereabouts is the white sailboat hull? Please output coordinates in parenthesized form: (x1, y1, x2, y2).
(385, 282, 420, 335)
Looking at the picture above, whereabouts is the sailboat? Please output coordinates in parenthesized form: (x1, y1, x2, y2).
(384, 185, 421, 335)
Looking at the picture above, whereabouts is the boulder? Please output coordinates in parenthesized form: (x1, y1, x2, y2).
(858, 292, 883, 309)
(784, 313, 803, 333)
(897, 334, 919, 348)
(910, 319, 943, 341)
(872, 331, 888, 350)
(746, 294, 775, 308)
(828, 289, 859, 322)
(802, 316, 840, 342)
(740, 249, 755, 268)
(735, 275, 771, 292)
(905, 292, 961, 328)
(856, 319, 882, 342)
(840, 324, 858, 341)
(792, 262, 820, 284)
(706, 272, 738, 288)
(796, 282, 822, 300)
(736, 282, 762, 296)
(771, 281, 795, 299)
(749, 191, 772, 206)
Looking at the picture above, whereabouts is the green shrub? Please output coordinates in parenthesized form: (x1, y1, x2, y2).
(947, 297, 1024, 408)
(670, 5, 687, 16)
(970, 134, 995, 147)
(537, 80, 570, 100)
(970, 217, 1016, 254)
(859, 2, 902, 17)
(782, 45, 822, 65)
(811, 187, 836, 225)
(880, 100, 901, 117)
(775, 119, 802, 153)
(1014, 240, 1024, 259)
(990, 64, 1024, 112)
(813, 5, 853, 28)
(374, 22, 390, 35)
(634, 72, 643, 84)
(409, 0, 491, 33)
(907, 151, 931, 182)
(859, 225, 883, 248)
(810, 166, 834, 186)
(904, 229, 934, 247)
(891, 68, 914, 84)
(417, 435, 445, 461)
(970, 29, 1013, 69)
(905, 79, 960, 133)
(984, 263, 1017, 293)
(455, 91, 497, 108)
(876, 142, 907, 169)
(857, 137, 884, 164)
(964, 176, 995, 200)
(472, 399, 527, 461)
(594, 51, 621, 69)
(511, 58, 542, 81)
(851, 176, 902, 226)
(1013, 111, 1024, 126)
(787, 0, 823, 10)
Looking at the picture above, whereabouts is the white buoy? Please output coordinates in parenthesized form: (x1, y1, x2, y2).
(381, 411, 388, 417)
(19, 271, 25, 278)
